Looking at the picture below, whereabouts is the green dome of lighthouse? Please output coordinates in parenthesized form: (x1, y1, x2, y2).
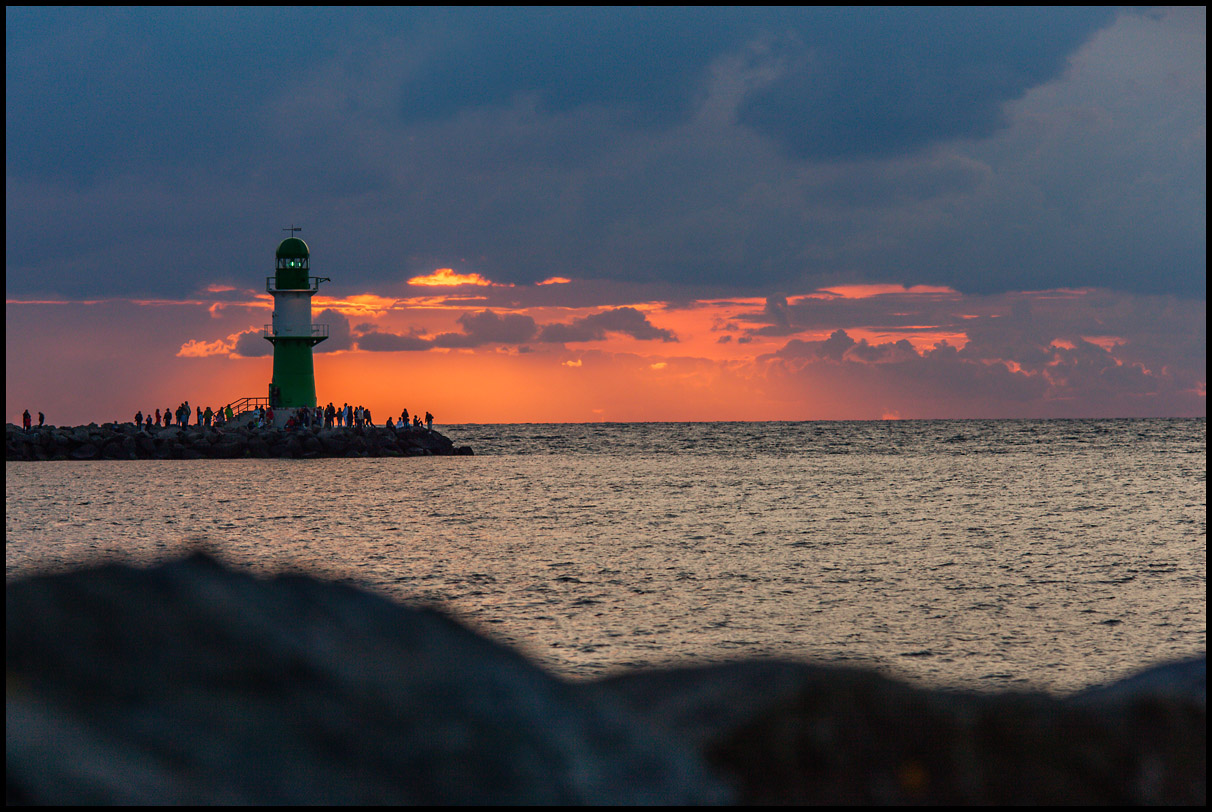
(276, 237, 310, 259)
(274, 237, 311, 289)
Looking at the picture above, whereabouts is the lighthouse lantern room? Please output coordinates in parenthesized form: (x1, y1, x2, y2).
(264, 228, 329, 414)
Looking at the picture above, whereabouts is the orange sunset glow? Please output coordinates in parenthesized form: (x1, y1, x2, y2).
(7, 274, 1203, 427)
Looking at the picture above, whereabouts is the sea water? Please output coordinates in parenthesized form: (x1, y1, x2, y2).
(5, 419, 1205, 693)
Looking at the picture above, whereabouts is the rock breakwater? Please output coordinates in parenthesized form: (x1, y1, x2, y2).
(5, 422, 472, 461)
(6, 555, 1205, 805)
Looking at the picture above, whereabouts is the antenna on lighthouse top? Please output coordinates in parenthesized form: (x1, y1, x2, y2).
(283, 224, 303, 237)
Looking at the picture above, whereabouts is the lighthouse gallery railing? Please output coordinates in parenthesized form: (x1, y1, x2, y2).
(261, 323, 329, 340)
(266, 276, 329, 294)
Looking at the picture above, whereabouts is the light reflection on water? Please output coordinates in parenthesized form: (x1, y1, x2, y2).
(5, 419, 1205, 693)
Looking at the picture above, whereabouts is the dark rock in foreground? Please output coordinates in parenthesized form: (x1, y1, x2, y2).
(6, 556, 1205, 805)
(5, 422, 473, 461)
(594, 659, 1205, 805)
(6, 555, 722, 805)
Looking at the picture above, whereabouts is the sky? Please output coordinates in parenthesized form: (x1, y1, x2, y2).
(6, 7, 1206, 425)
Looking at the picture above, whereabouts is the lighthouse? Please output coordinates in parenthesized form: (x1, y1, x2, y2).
(264, 228, 329, 416)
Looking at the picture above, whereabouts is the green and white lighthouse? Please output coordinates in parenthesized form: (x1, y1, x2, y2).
(264, 228, 329, 413)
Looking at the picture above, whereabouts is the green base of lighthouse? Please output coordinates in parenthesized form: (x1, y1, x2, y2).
(269, 337, 323, 409)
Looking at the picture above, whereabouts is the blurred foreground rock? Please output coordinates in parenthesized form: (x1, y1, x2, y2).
(6, 555, 718, 805)
(594, 658, 1204, 804)
(6, 556, 1205, 805)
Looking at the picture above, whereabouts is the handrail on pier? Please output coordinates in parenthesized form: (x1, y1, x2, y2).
(222, 397, 270, 418)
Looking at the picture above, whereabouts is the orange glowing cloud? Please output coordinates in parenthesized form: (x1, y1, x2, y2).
(1082, 335, 1125, 351)
(315, 293, 399, 317)
(537, 277, 572, 285)
(407, 268, 503, 287)
(812, 284, 959, 300)
(6, 297, 102, 306)
(177, 337, 235, 358)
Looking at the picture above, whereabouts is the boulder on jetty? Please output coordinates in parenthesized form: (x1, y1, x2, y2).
(6, 556, 1205, 805)
(5, 422, 473, 461)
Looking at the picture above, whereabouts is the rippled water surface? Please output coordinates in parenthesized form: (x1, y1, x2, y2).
(6, 419, 1205, 693)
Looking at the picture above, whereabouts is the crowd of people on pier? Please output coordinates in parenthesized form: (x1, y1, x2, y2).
(119, 402, 435, 433)
(316, 403, 434, 432)
(20, 403, 435, 433)
(130, 402, 233, 430)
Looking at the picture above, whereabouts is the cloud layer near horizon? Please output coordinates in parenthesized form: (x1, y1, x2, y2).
(6, 279, 1204, 424)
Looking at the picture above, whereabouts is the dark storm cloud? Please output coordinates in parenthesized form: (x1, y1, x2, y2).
(774, 331, 918, 366)
(740, 7, 1118, 160)
(7, 7, 1111, 178)
(815, 329, 856, 361)
(232, 329, 272, 358)
(390, 7, 1114, 159)
(356, 330, 431, 353)
(764, 326, 1200, 415)
(742, 291, 969, 336)
(536, 307, 677, 344)
(451, 310, 539, 345)
(765, 289, 1206, 401)
(6, 7, 1202, 303)
(6, 7, 331, 182)
(355, 306, 678, 351)
(351, 306, 678, 352)
(751, 296, 796, 337)
(313, 309, 353, 353)
(390, 310, 541, 349)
